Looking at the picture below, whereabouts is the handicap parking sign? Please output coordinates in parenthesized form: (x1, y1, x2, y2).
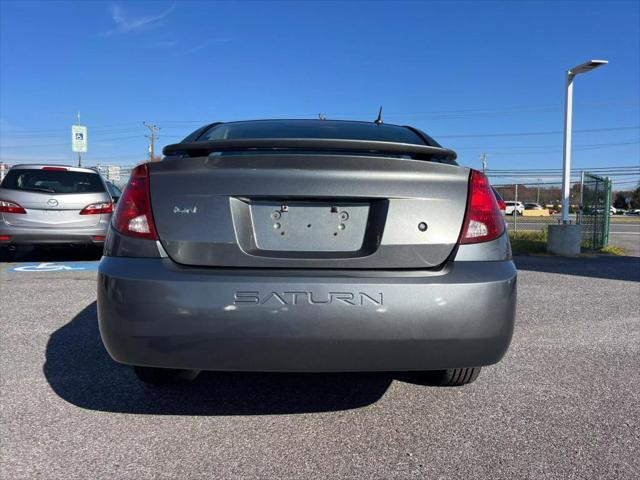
(72, 125, 87, 152)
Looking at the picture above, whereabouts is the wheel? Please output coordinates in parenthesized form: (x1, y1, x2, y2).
(133, 366, 195, 384)
(430, 367, 481, 386)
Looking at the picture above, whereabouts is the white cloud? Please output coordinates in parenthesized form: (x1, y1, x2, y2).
(101, 3, 176, 36)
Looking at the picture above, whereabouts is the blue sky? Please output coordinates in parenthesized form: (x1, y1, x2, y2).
(0, 1, 638, 188)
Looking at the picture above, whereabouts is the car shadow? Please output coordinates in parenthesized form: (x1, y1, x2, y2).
(44, 302, 397, 415)
(514, 254, 640, 282)
(2, 245, 103, 263)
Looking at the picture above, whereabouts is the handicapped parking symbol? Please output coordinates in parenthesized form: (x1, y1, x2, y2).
(8, 262, 97, 272)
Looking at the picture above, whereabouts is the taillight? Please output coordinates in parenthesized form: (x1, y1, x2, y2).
(497, 198, 506, 212)
(0, 199, 27, 214)
(111, 164, 158, 240)
(459, 170, 505, 244)
(79, 202, 114, 215)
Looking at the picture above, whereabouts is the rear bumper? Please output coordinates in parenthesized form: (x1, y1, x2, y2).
(98, 258, 517, 372)
(0, 224, 107, 245)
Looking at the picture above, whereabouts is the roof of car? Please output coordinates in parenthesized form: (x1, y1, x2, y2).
(9, 164, 99, 173)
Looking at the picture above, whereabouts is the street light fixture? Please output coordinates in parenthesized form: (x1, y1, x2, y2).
(561, 59, 608, 223)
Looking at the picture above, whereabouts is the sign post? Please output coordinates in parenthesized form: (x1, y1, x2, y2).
(72, 112, 87, 167)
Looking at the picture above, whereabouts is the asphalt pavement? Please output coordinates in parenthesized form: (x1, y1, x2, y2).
(1, 248, 639, 479)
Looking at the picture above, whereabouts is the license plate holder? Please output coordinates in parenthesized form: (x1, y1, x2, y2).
(251, 201, 369, 252)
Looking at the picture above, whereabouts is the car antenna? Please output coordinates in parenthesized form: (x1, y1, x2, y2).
(374, 106, 383, 125)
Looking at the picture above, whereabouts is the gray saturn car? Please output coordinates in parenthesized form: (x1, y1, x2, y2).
(0, 164, 113, 254)
(98, 119, 517, 386)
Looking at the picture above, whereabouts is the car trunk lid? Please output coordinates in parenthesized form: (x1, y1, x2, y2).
(0, 189, 107, 228)
(148, 154, 470, 269)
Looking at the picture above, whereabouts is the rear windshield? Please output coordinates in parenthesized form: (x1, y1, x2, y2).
(196, 120, 426, 145)
(0, 169, 105, 194)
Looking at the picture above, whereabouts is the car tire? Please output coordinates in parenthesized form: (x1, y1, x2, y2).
(133, 366, 194, 384)
(431, 367, 481, 386)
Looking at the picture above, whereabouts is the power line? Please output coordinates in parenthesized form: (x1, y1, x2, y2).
(0, 134, 146, 149)
(488, 170, 640, 176)
(3, 128, 144, 139)
(479, 141, 640, 156)
(492, 178, 640, 187)
(455, 140, 640, 151)
(437, 126, 640, 139)
(0, 122, 143, 134)
(2, 126, 639, 150)
(488, 165, 639, 173)
(2, 127, 191, 140)
(1, 97, 638, 135)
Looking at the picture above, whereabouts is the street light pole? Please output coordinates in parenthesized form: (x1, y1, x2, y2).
(561, 59, 607, 223)
(561, 76, 573, 222)
(549, 59, 607, 254)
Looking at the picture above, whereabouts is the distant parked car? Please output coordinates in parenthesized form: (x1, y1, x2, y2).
(0, 164, 113, 252)
(626, 209, 640, 216)
(504, 201, 524, 216)
(524, 203, 544, 210)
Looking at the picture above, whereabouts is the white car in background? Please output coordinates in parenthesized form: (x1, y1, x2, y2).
(504, 201, 524, 216)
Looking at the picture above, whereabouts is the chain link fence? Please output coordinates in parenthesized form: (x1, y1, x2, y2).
(492, 172, 611, 250)
(493, 181, 568, 233)
(579, 172, 612, 250)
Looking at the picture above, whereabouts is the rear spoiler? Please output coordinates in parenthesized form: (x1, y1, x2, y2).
(162, 138, 457, 161)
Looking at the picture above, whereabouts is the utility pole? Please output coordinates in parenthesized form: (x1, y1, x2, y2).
(143, 122, 160, 161)
(480, 153, 488, 173)
(536, 177, 541, 204)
